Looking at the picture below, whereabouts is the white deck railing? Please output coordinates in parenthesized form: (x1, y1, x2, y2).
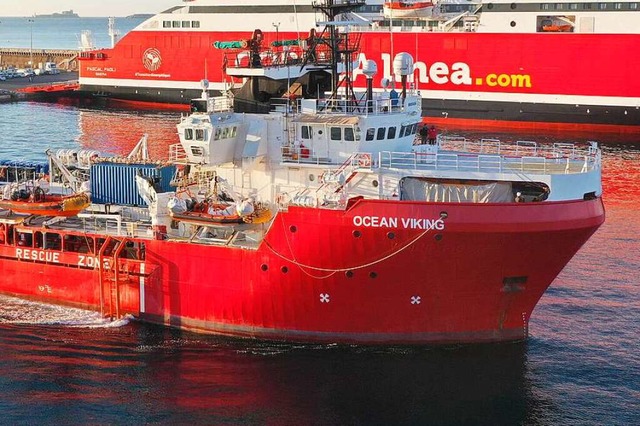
(386, 138, 600, 175)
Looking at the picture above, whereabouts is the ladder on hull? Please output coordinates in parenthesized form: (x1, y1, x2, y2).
(97, 236, 131, 320)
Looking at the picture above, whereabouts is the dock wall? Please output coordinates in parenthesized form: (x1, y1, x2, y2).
(0, 48, 79, 71)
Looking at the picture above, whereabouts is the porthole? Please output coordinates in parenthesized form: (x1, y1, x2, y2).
(372, 180, 379, 188)
(510, 21, 516, 27)
(510, 3, 516, 9)
(290, 225, 297, 233)
(353, 230, 361, 238)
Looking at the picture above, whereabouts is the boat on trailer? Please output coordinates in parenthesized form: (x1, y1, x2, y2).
(0, 1, 604, 344)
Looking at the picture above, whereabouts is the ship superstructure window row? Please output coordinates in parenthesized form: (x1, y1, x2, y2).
(483, 2, 640, 12)
(163, 20, 200, 29)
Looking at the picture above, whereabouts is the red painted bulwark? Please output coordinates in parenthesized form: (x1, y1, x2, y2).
(0, 198, 605, 344)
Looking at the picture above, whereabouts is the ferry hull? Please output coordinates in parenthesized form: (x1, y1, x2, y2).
(0, 198, 605, 344)
(79, 30, 640, 133)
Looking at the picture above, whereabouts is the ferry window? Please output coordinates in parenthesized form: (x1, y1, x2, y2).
(221, 127, 229, 139)
(541, 3, 551, 10)
(345, 127, 355, 141)
(411, 123, 418, 134)
(172, 21, 180, 28)
(195, 129, 206, 141)
(614, 2, 623, 9)
(192, 21, 200, 28)
(554, 3, 563, 10)
(330, 127, 342, 141)
(301, 125, 311, 139)
(185, 128, 194, 140)
(191, 147, 204, 156)
(230, 126, 237, 138)
(366, 128, 375, 141)
(214, 127, 221, 141)
(569, 3, 579, 10)
(631, 3, 638, 10)
(598, 3, 607, 9)
(376, 128, 386, 140)
(399, 125, 406, 138)
(182, 21, 191, 28)
(163, 21, 171, 28)
(583, 3, 592, 9)
(388, 127, 397, 139)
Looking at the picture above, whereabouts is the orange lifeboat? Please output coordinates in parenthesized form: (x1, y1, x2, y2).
(0, 190, 90, 217)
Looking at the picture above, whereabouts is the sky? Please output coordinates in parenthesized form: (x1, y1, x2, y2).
(0, 0, 180, 17)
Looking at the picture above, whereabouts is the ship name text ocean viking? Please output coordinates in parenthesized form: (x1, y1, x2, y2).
(352, 216, 445, 230)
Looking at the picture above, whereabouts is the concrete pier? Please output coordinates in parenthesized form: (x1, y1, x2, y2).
(0, 48, 79, 71)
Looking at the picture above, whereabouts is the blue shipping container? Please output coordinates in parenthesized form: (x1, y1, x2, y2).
(90, 162, 176, 206)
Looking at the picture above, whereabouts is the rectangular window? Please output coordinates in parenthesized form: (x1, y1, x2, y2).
(377, 128, 386, 140)
(631, 3, 639, 10)
(387, 127, 396, 139)
(330, 127, 342, 141)
(185, 128, 193, 140)
(554, 3, 563, 10)
(221, 127, 229, 139)
(598, 3, 607, 10)
(541, 4, 551, 10)
(614, 2, 623, 9)
(301, 125, 311, 139)
(182, 21, 191, 28)
(366, 128, 375, 141)
(569, 3, 579, 10)
(230, 126, 237, 138)
(583, 3, 592, 9)
(172, 21, 180, 28)
(411, 123, 418, 134)
(195, 129, 206, 141)
(191, 147, 204, 156)
(192, 21, 200, 28)
(163, 21, 172, 28)
(214, 128, 221, 141)
(344, 127, 355, 141)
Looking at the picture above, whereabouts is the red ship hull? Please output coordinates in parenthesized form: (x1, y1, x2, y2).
(0, 198, 605, 344)
(79, 30, 640, 133)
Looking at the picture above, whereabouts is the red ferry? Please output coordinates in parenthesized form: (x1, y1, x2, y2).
(78, 0, 640, 134)
(1, 3, 605, 344)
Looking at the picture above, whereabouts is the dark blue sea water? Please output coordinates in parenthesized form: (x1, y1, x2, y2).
(0, 16, 144, 50)
(0, 101, 639, 424)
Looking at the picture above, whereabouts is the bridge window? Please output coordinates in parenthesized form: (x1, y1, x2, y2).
(388, 127, 397, 139)
(230, 126, 237, 138)
(185, 128, 194, 140)
(377, 128, 386, 140)
(631, 3, 638, 10)
(597, 3, 607, 9)
(614, 2, 623, 9)
(195, 129, 206, 141)
(345, 127, 355, 141)
(214, 127, 221, 141)
(330, 127, 342, 141)
(192, 21, 200, 28)
(365, 128, 375, 141)
(301, 125, 311, 139)
(163, 21, 171, 28)
(182, 21, 191, 28)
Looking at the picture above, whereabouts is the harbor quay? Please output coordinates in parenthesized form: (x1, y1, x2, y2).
(0, 47, 79, 71)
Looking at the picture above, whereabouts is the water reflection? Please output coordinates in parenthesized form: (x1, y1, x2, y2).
(0, 319, 550, 425)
